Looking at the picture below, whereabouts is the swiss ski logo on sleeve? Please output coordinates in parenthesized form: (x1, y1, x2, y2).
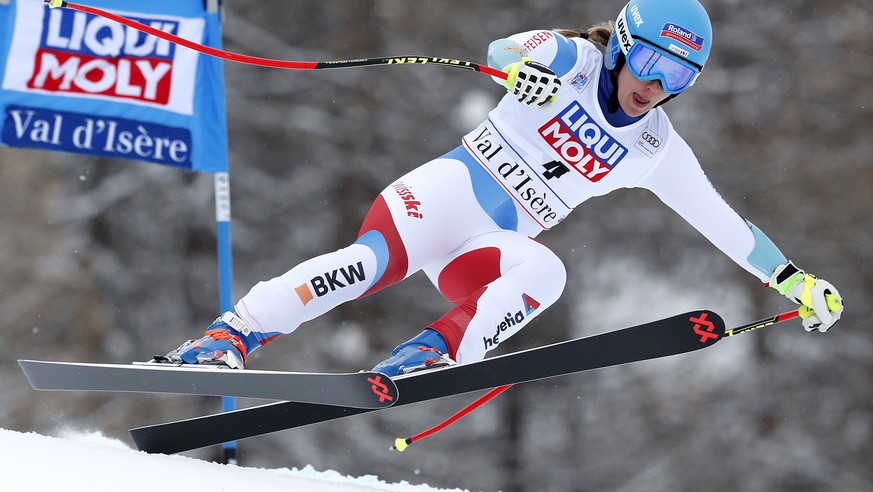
(538, 102, 627, 182)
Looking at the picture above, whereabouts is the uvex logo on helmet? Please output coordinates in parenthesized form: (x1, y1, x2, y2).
(614, 12, 633, 53)
(606, 0, 713, 72)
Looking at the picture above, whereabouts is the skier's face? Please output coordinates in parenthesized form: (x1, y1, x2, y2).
(616, 64, 671, 117)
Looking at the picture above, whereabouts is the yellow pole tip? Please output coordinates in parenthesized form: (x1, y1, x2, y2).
(47, 0, 65, 9)
(392, 438, 409, 452)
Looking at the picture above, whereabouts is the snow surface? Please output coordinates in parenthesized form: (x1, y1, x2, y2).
(0, 428, 469, 492)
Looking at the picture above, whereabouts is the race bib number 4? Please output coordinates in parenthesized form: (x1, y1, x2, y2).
(463, 123, 570, 230)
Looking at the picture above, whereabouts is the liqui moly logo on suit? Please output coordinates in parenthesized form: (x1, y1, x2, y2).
(3, 4, 202, 113)
(538, 102, 627, 183)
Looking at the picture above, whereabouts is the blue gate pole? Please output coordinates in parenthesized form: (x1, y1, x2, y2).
(204, 0, 236, 465)
(214, 171, 237, 464)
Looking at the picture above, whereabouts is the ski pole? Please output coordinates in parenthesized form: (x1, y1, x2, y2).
(723, 309, 799, 336)
(43, 1, 508, 80)
(725, 294, 841, 336)
(391, 384, 513, 452)
(391, 308, 802, 452)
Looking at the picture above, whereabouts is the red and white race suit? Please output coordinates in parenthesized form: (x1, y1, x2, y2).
(235, 31, 786, 363)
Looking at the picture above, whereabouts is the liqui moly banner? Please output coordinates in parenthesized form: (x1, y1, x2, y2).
(0, 0, 227, 172)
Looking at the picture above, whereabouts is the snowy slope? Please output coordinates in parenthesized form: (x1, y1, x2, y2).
(0, 429, 469, 492)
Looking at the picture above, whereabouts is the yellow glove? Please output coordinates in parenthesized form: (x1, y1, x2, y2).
(503, 57, 560, 107)
(770, 261, 843, 332)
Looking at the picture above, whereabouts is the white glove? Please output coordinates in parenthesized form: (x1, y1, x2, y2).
(503, 57, 561, 107)
(770, 261, 844, 332)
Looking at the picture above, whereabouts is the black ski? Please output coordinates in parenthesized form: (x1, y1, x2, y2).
(18, 360, 398, 410)
(129, 310, 725, 454)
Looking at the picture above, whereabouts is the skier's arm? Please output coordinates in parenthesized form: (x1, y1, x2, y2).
(637, 138, 843, 331)
(637, 138, 784, 282)
(486, 30, 580, 76)
(486, 31, 579, 106)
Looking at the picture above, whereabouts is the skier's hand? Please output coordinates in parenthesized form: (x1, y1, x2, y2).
(503, 57, 561, 107)
(770, 261, 843, 332)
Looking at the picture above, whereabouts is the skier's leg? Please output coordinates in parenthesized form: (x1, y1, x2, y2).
(164, 154, 499, 367)
(429, 232, 567, 363)
(234, 156, 499, 335)
(163, 233, 393, 367)
(373, 230, 566, 374)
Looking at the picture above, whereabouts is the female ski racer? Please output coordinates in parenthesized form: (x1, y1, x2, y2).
(161, 0, 843, 375)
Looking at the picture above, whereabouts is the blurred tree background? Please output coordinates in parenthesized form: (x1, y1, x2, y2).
(1, 1, 871, 491)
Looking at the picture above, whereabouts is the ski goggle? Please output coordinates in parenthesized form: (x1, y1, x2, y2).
(625, 40, 702, 94)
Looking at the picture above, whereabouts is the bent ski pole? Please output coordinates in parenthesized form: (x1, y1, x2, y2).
(390, 309, 802, 452)
(392, 384, 512, 452)
(43, 1, 508, 80)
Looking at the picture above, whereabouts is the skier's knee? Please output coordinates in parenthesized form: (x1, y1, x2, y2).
(536, 249, 567, 308)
